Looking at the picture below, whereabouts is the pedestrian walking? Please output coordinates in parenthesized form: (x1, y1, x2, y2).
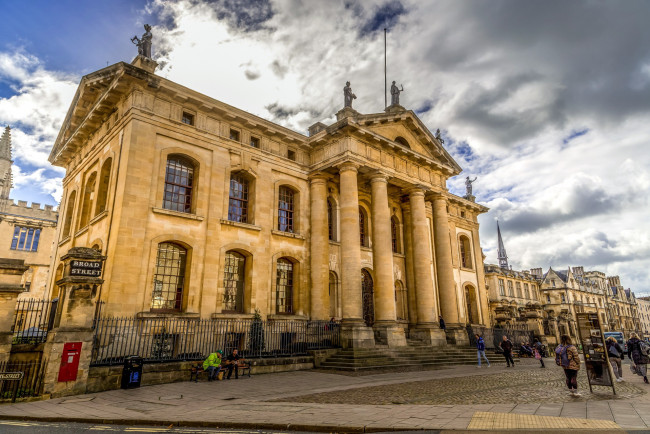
(555, 334, 581, 396)
(439, 315, 446, 331)
(476, 334, 490, 368)
(626, 332, 649, 384)
(500, 335, 514, 367)
(606, 336, 624, 382)
(533, 339, 545, 368)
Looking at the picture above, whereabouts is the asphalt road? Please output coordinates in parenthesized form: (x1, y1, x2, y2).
(0, 421, 325, 434)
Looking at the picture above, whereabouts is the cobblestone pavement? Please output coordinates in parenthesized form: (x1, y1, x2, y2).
(281, 360, 646, 405)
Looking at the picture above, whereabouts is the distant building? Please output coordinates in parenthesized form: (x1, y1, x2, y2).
(0, 127, 58, 298)
(637, 297, 650, 339)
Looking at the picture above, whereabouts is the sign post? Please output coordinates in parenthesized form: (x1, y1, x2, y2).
(575, 312, 616, 395)
(0, 371, 25, 402)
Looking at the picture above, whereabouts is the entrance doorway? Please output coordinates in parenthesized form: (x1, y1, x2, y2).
(361, 269, 374, 327)
(464, 284, 479, 324)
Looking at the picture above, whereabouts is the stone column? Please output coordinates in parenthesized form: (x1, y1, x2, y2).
(42, 247, 106, 398)
(338, 162, 374, 348)
(408, 188, 446, 345)
(401, 203, 418, 326)
(430, 194, 468, 345)
(309, 173, 330, 320)
(370, 172, 406, 347)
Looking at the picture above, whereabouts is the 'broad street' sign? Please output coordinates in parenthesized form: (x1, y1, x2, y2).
(70, 260, 103, 277)
(0, 372, 24, 381)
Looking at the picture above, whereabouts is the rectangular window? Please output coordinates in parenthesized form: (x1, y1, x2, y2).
(229, 129, 240, 141)
(250, 136, 260, 148)
(181, 112, 194, 126)
(516, 282, 522, 298)
(278, 187, 294, 233)
(10, 227, 41, 251)
(507, 281, 514, 297)
(287, 149, 296, 161)
(498, 279, 505, 296)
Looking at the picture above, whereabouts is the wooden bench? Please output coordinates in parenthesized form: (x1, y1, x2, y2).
(222, 360, 251, 378)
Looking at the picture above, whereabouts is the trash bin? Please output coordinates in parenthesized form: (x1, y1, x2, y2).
(121, 356, 143, 389)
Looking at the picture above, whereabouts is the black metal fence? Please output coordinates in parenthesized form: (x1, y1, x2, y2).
(466, 324, 535, 351)
(91, 316, 341, 366)
(0, 360, 48, 403)
(12, 299, 58, 344)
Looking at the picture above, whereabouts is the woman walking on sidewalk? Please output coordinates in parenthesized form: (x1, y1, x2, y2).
(556, 334, 581, 396)
(606, 336, 624, 382)
(533, 339, 545, 368)
(476, 334, 491, 368)
(627, 332, 649, 384)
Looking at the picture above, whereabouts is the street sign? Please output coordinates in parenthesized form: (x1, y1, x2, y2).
(575, 312, 616, 395)
(69, 260, 102, 277)
(0, 372, 24, 381)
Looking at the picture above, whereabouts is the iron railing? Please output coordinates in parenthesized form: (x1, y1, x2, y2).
(12, 299, 58, 344)
(466, 324, 535, 351)
(0, 359, 48, 403)
(91, 317, 341, 366)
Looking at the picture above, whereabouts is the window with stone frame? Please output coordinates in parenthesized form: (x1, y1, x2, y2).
(276, 258, 294, 314)
(228, 172, 249, 223)
(95, 158, 112, 215)
(498, 279, 505, 296)
(359, 207, 368, 247)
(459, 235, 472, 269)
(516, 282, 522, 298)
(223, 250, 245, 312)
(10, 227, 41, 251)
(78, 172, 97, 229)
(62, 190, 77, 238)
(391, 217, 400, 253)
(278, 186, 295, 233)
(163, 156, 194, 213)
(507, 280, 514, 297)
(151, 242, 187, 311)
(327, 198, 335, 241)
(524, 283, 530, 299)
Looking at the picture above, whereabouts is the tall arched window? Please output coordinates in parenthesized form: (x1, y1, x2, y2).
(327, 198, 335, 241)
(151, 242, 187, 311)
(359, 207, 368, 247)
(223, 250, 246, 312)
(95, 158, 112, 215)
(163, 155, 194, 213)
(391, 216, 400, 253)
(459, 235, 472, 269)
(276, 258, 294, 314)
(62, 191, 77, 238)
(278, 186, 295, 233)
(78, 172, 97, 229)
(228, 172, 249, 223)
(395, 280, 407, 321)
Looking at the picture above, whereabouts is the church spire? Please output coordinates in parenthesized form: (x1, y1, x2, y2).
(0, 126, 13, 200)
(497, 220, 509, 269)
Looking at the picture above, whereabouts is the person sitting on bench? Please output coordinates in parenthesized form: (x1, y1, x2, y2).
(225, 349, 244, 380)
(203, 350, 222, 381)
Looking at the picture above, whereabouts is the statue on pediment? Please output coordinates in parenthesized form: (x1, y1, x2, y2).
(435, 128, 444, 145)
(131, 24, 153, 59)
(344, 81, 356, 108)
(465, 176, 477, 196)
(390, 81, 404, 106)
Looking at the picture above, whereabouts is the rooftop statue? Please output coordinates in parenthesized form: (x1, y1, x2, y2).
(131, 24, 153, 59)
(344, 81, 357, 108)
(390, 81, 404, 106)
(465, 176, 477, 196)
(435, 128, 445, 145)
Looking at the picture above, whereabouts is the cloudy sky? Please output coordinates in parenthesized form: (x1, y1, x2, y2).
(1, 0, 649, 295)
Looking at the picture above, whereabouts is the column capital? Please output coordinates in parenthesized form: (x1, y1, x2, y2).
(406, 185, 427, 198)
(308, 171, 330, 184)
(337, 161, 360, 174)
(425, 191, 446, 202)
(368, 170, 390, 184)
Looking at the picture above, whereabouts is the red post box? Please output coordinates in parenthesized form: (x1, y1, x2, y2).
(58, 342, 82, 382)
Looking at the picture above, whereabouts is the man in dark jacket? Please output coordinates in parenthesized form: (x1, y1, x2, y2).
(224, 349, 243, 380)
(500, 335, 514, 367)
(476, 334, 490, 368)
(627, 333, 649, 384)
(439, 315, 446, 331)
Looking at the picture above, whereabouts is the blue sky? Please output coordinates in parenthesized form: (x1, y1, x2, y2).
(1, 0, 649, 294)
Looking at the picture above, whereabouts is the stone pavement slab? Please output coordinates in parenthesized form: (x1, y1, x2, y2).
(0, 358, 648, 431)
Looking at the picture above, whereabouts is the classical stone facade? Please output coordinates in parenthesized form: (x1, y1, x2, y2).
(45, 56, 490, 348)
(606, 275, 641, 334)
(0, 127, 58, 299)
(637, 297, 650, 339)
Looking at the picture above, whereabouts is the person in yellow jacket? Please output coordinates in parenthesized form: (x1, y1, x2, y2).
(203, 350, 223, 381)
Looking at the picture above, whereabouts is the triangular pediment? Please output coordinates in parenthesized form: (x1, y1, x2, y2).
(354, 111, 462, 174)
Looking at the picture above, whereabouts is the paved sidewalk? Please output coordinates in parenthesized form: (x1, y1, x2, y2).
(0, 358, 648, 431)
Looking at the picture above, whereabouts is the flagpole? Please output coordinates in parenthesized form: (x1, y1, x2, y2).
(384, 28, 387, 108)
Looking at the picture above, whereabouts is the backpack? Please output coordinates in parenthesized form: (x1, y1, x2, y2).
(555, 345, 571, 368)
(640, 341, 650, 357)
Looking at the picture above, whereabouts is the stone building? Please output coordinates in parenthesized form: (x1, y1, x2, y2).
(606, 276, 641, 335)
(0, 127, 58, 299)
(637, 296, 650, 339)
(45, 55, 490, 349)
